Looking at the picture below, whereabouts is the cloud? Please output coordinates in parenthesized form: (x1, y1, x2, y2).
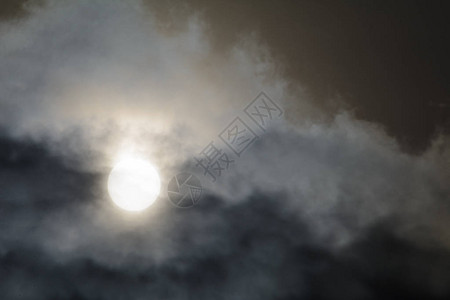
(0, 1, 449, 299)
(0, 0, 291, 172)
(1, 116, 449, 299)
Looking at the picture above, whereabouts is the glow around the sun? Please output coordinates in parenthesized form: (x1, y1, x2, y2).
(107, 157, 161, 212)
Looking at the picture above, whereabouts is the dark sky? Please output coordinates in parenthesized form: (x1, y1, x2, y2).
(146, 0, 450, 152)
(0, 1, 449, 300)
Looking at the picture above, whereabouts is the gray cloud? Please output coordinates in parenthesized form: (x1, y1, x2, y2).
(0, 1, 449, 299)
(0, 0, 291, 172)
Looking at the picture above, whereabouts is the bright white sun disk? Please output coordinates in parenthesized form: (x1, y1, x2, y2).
(108, 157, 161, 212)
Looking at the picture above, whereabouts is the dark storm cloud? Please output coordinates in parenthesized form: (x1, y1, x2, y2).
(1, 134, 449, 299)
(1, 124, 450, 299)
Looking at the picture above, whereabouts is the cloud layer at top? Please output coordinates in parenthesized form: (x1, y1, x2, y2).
(0, 0, 290, 170)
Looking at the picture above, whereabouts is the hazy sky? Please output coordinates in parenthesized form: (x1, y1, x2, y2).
(0, 1, 449, 299)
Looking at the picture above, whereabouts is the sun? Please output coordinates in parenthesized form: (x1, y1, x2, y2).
(107, 157, 161, 212)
